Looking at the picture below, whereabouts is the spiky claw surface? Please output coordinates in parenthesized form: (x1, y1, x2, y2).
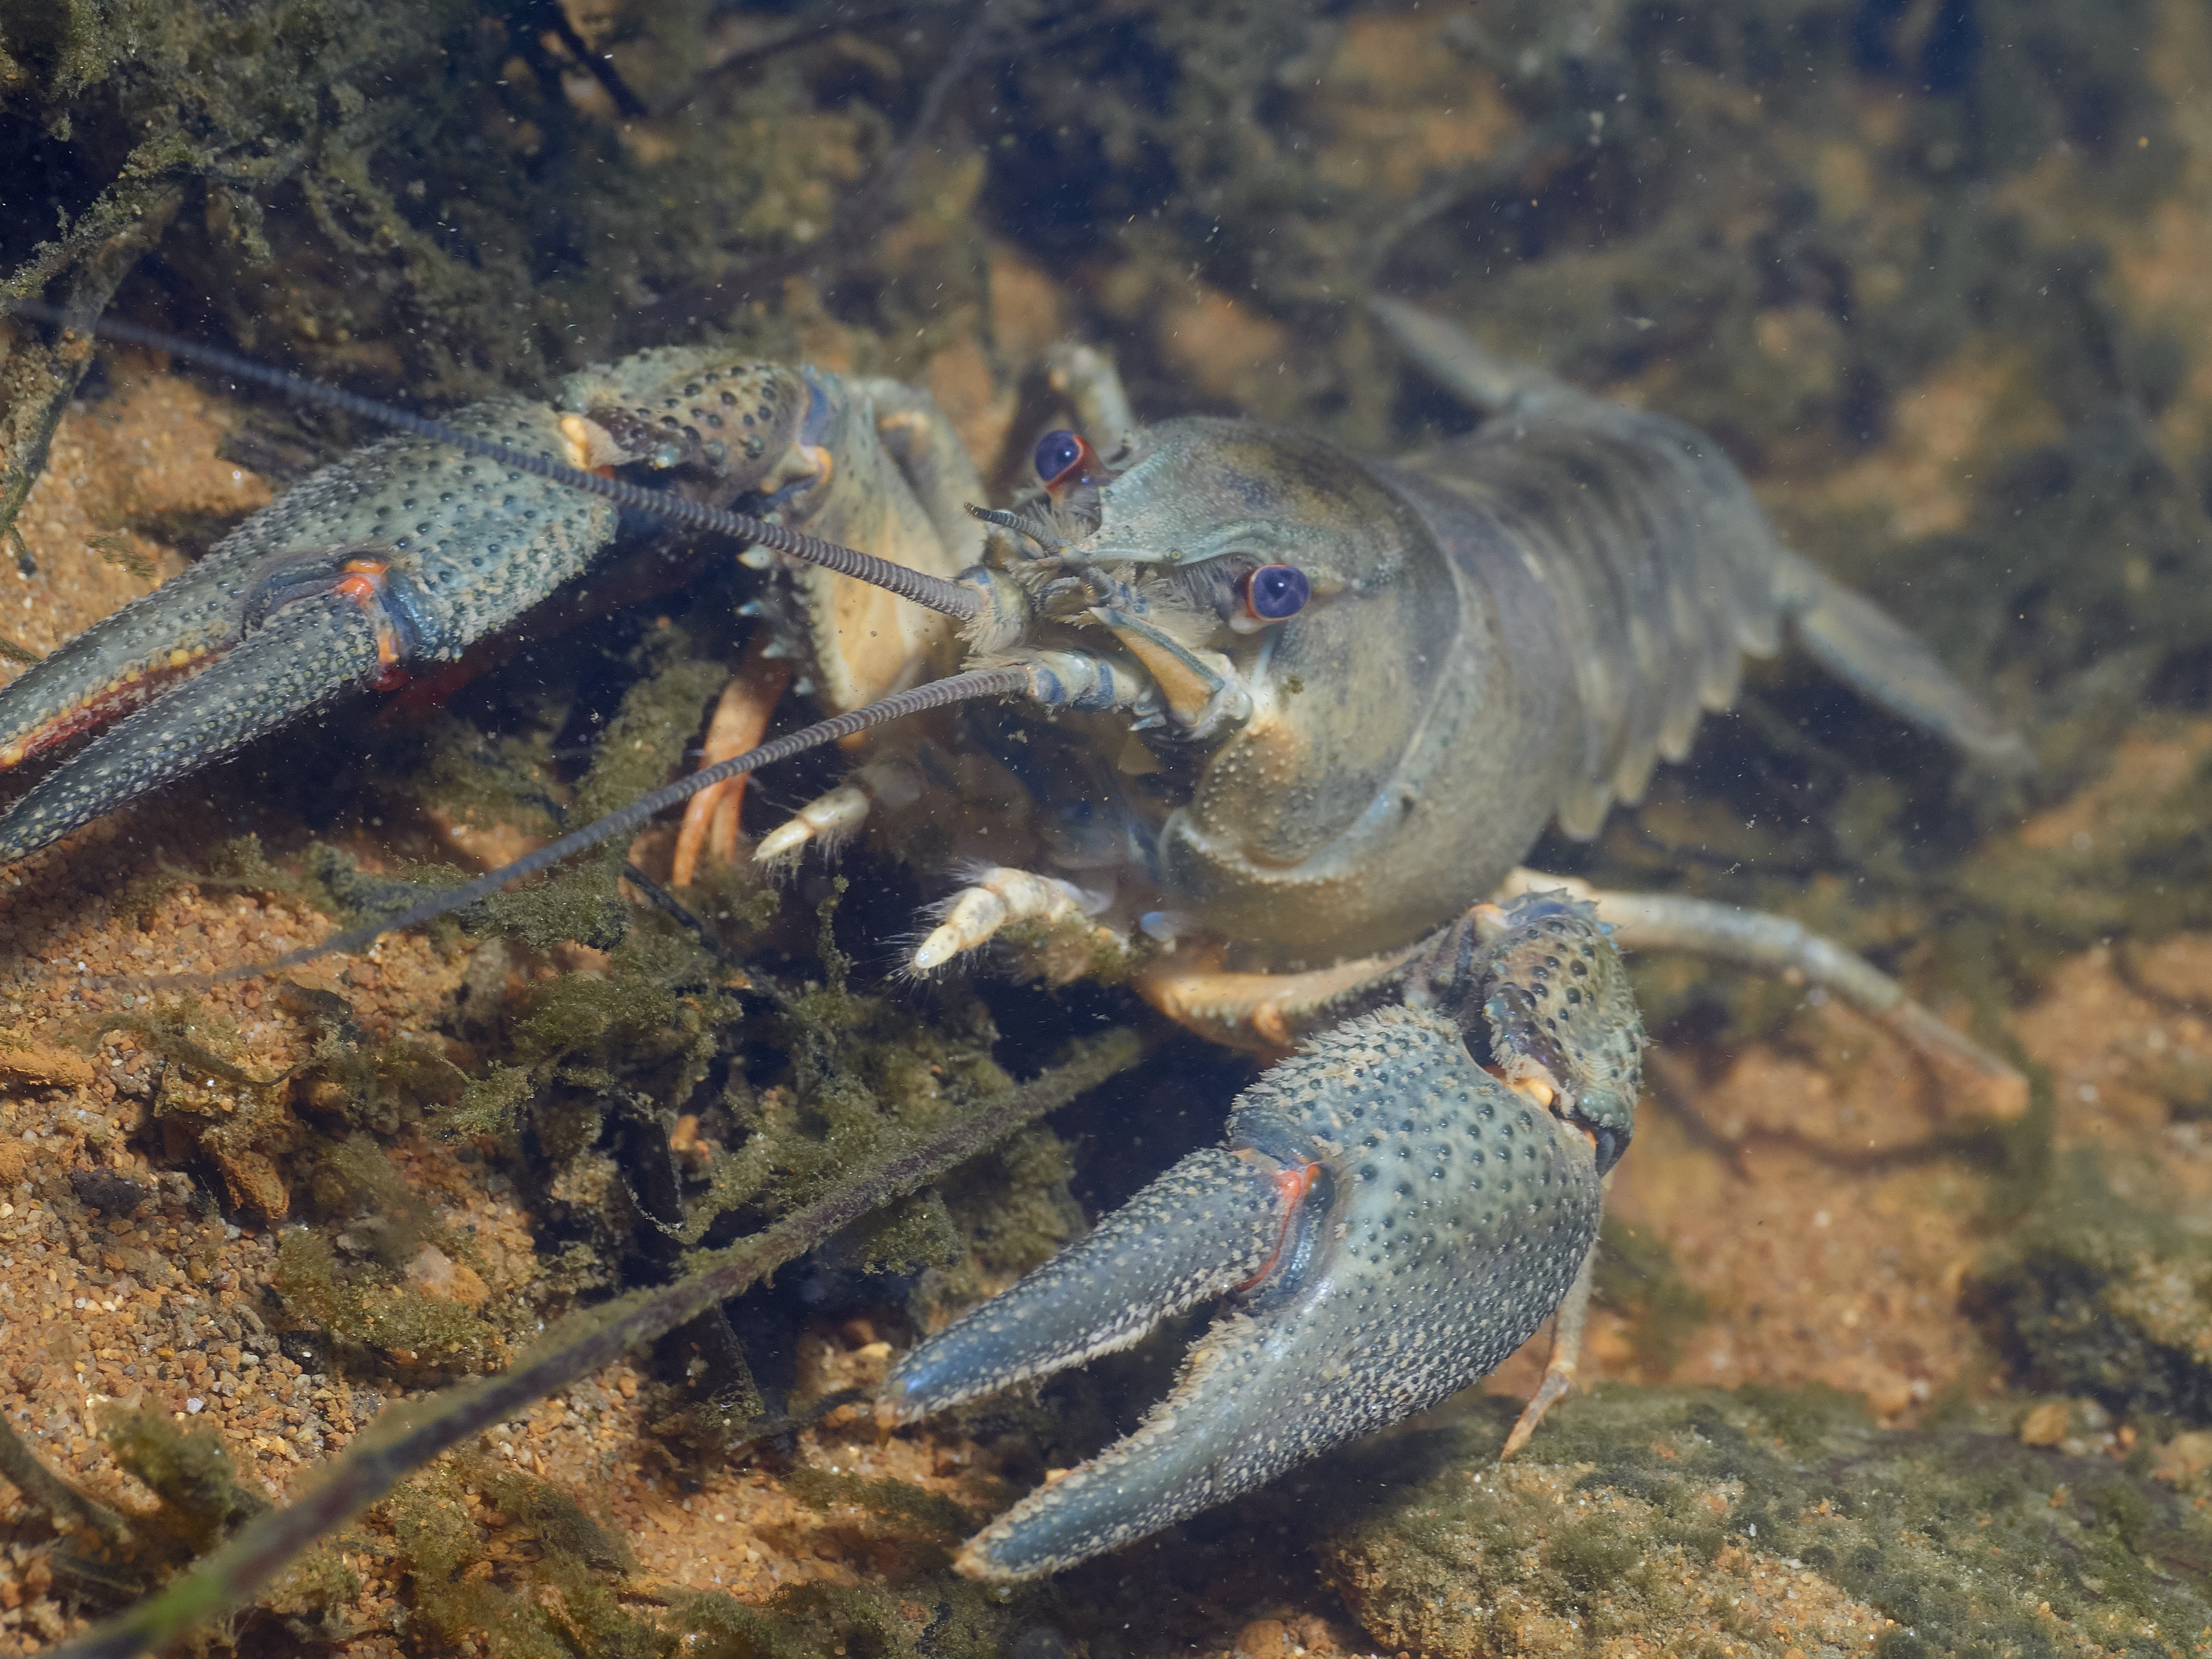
(0, 597, 383, 860)
(884, 889, 1642, 1582)
(880, 1147, 1286, 1422)
(0, 398, 619, 860)
(1414, 891, 1642, 1164)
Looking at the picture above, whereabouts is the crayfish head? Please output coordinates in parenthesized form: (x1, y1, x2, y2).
(1092, 421, 1487, 954)
(1070, 417, 1406, 592)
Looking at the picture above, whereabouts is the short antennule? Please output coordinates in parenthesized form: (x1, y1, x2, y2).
(966, 503, 1066, 561)
(1, 300, 982, 621)
(138, 665, 1031, 989)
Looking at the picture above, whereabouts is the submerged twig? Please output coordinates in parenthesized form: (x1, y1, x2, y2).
(50, 1027, 1146, 1659)
(620, 861, 745, 969)
(0, 181, 183, 556)
(659, 1, 952, 117)
(0, 1417, 137, 1549)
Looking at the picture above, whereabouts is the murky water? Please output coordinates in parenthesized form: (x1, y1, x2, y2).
(3, 2, 2212, 1653)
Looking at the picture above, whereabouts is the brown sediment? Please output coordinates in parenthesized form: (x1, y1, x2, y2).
(0, 359, 267, 684)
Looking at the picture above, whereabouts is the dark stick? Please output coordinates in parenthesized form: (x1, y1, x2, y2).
(0, 1418, 136, 1549)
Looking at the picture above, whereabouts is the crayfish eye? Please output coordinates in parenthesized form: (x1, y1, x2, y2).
(1241, 563, 1311, 622)
(1033, 428, 1087, 486)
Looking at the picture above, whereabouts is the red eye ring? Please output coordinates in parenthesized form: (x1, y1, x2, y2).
(1240, 563, 1311, 623)
(1034, 428, 1102, 495)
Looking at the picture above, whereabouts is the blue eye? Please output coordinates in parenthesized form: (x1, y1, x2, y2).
(1243, 563, 1310, 622)
(1034, 428, 1085, 483)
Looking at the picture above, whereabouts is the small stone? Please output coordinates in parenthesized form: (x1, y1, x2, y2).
(2154, 1429, 2212, 1485)
(0, 1044, 94, 1088)
(405, 1244, 488, 1307)
(2018, 1400, 2073, 1447)
(1232, 1619, 1292, 1656)
(214, 1149, 288, 1219)
(69, 1169, 147, 1213)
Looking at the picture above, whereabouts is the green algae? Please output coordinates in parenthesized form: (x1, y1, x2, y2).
(186, 835, 338, 916)
(475, 634, 725, 956)
(383, 1458, 641, 1659)
(41, 1034, 1144, 1659)
(767, 1578, 1052, 1659)
(271, 1229, 516, 1374)
(100, 1410, 268, 1557)
(304, 844, 476, 941)
(375, 1454, 1000, 1659)
(4, 0, 996, 437)
(1323, 1385, 2212, 1658)
(1968, 1155, 2212, 1425)
(0, 0, 450, 549)
(274, 1121, 537, 1374)
(301, 1133, 440, 1254)
(850, 1187, 966, 1278)
(1590, 1213, 1710, 1378)
(394, 711, 564, 846)
(37, 1410, 273, 1605)
(443, 1061, 534, 1142)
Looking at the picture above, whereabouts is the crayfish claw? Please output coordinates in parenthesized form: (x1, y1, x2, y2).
(0, 397, 619, 865)
(0, 557, 243, 777)
(0, 591, 387, 862)
(882, 900, 1630, 1579)
(878, 1143, 1290, 1429)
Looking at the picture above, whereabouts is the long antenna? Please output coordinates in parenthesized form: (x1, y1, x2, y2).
(147, 666, 1029, 987)
(1, 300, 982, 621)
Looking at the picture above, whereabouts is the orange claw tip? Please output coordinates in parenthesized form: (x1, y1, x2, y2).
(0, 652, 212, 773)
(555, 412, 626, 472)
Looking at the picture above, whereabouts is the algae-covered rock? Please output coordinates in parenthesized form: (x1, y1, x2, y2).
(1969, 1159, 2212, 1425)
(1320, 1387, 2212, 1658)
